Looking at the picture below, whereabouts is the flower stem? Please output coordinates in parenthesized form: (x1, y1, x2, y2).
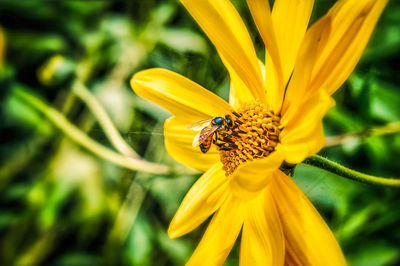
(72, 81, 140, 159)
(14, 87, 171, 175)
(303, 155, 400, 188)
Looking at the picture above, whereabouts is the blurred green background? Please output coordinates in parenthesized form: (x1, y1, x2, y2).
(0, 0, 399, 265)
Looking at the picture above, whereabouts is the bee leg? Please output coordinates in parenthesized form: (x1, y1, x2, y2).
(213, 131, 218, 144)
(219, 135, 231, 144)
(232, 111, 241, 118)
(219, 132, 234, 141)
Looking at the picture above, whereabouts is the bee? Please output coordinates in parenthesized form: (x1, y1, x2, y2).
(188, 115, 233, 153)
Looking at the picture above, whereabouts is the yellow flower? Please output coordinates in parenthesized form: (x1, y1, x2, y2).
(131, 0, 387, 265)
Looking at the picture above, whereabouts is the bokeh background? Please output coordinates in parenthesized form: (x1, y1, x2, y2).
(0, 0, 399, 265)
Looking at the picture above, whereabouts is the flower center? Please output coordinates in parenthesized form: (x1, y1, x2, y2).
(216, 102, 281, 176)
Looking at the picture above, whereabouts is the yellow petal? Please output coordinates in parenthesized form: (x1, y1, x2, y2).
(264, 53, 282, 113)
(272, 0, 314, 86)
(280, 122, 325, 164)
(180, 0, 265, 101)
(310, 0, 388, 96)
(246, 0, 284, 112)
(164, 117, 219, 171)
(168, 162, 229, 239)
(0, 26, 4, 65)
(131, 68, 231, 122)
(246, 0, 281, 76)
(187, 195, 245, 266)
(281, 90, 334, 131)
(227, 58, 256, 110)
(240, 188, 285, 266)
(271, 171, 346, 266)
(228, 60, 265, 109)
(281, 16, 331, 118)
(229, 150, 284, 200)
(280, 91, 334, 164)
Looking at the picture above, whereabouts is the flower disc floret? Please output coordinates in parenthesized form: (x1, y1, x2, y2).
(217, 101, 282, 176)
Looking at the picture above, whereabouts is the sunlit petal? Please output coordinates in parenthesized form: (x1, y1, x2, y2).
(187, 195, 245, 266)
(246, 0, 283, 112)
(281, 16, 331, 117)
(0, 26, 4, 65)
(271, 171, 346, 266)
(280, 121, 325, 164)
(310, 0, 388, 96)
(240, 188, 285, 266)
(280, 91, 334, 164)
(227, 56, 257, 110)
(272, 0, 314, 87)
(131, 68, 231, 122)
(180, 0, 265, 101)
(164, 117, 219, 171)
(229, 150, 284, 200)
(281, 90, 334, 131)
(264, 54, 281, 113)
(168, 162, 229, 239)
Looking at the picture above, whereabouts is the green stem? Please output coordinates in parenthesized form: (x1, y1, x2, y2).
(72, 81, 140, 159)
(14, 88, 171, 175)
(303, 155, 400, 188)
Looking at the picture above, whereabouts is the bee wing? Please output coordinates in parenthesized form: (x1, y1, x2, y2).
(205, 125, 220, 139)
(187, 118, 213, 131)
(192, 132, 201, 147)
(193, 126, 220, 148)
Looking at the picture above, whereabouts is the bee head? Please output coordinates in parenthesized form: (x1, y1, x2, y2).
(225, 115, 233, 127)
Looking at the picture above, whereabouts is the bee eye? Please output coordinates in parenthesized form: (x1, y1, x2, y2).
(212, 116, 224, 125)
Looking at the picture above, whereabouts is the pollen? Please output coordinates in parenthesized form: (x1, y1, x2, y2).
(216, 101, 281, 176)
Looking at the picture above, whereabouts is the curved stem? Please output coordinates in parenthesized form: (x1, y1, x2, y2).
(14, 88, 171, 175)
(72, 81, 140, 159)
(303, 155, 400, 188)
